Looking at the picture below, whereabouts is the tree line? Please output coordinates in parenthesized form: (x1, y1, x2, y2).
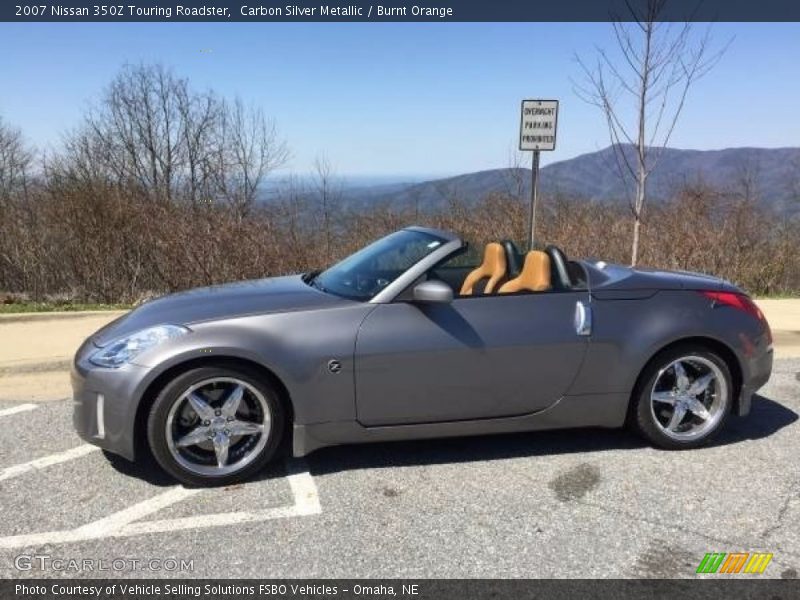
(0, 63, 798, 305)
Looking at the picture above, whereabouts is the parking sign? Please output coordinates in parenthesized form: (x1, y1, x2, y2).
(519, 99, 559, 151)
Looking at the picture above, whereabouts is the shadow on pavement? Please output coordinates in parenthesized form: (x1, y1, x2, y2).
(717, 393, 799, 445)
(308, 394, 797, 475)
(101, 449, 177, 486)
(103, 444, 292, 487)
(103, 394, 797, 483)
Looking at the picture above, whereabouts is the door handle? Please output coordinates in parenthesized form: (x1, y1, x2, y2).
(574, 301, 592, 336)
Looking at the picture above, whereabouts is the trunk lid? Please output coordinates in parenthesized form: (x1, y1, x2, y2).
(583, 261, 740, 297)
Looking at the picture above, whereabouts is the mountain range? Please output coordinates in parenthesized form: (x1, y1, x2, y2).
(340, 145, 800, 215)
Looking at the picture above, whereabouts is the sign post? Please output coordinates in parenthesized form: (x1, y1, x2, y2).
(519, 99, 558, 250)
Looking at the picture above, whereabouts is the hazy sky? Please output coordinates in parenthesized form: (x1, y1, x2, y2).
(1, 22, 798, 178)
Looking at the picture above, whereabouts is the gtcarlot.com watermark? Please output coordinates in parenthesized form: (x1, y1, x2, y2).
(14, 553, 194, 573)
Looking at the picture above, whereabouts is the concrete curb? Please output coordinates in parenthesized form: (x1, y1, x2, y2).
(0, 359, 72, 376)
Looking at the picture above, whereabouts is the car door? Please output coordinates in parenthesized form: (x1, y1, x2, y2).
(354, 290, 591, 426)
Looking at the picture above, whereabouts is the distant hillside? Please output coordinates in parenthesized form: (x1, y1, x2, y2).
(342, 145, 800, 214)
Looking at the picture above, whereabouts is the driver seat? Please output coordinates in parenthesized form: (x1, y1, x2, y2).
(460, 242, 507, 296)
(498, 250, 552, 293)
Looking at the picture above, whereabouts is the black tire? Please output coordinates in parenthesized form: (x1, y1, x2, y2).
(147, 365, 285, 486)
(631, 344, 733, 450)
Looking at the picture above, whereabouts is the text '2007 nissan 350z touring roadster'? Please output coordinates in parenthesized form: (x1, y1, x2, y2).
(72, 227, 773, 485)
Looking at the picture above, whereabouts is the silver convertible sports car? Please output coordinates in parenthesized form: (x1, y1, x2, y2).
(73, 226, 773, 485)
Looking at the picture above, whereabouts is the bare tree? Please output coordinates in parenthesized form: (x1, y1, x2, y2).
(175, 81, 222, 206)
(221, 98, 289, 219)
(0, 116, 34, 202)
(273, 175, 313, 268)
(505, 145, 528, 204)
(731, 155, 761, 205)
(61, 63, 287, 209)
(313, 154, 341, 257)
(576, 0, 726, 265)
(87, 63, 189, 201)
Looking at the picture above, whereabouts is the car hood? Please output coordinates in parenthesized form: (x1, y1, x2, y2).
(91, 275, 352, 346)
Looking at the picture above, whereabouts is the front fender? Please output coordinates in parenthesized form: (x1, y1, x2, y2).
(130, 304, 375, 425)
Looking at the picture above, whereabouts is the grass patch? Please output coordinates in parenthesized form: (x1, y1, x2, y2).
(0, 302, 132, 314)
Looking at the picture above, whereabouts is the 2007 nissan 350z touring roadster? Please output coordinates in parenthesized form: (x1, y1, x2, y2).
(73, 227, 773, 485)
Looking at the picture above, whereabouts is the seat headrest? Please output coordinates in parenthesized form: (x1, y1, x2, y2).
(482, 242, 506, 268)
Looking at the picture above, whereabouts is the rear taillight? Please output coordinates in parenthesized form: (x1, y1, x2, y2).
(699, 291, 772, 342)
(700, 291, 762, 319)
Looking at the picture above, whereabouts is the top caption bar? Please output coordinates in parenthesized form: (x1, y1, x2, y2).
(4, 0, 800, 22)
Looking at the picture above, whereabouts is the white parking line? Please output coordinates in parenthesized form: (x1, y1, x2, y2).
(0, 444, 100, 482)
(0, 487, 199, 549)
(122, 463, 322, 537)
(287, 462, 324, 516)
(74, 486, 202, 537)
(0, 403, 38, 418)
(0, 460, 320, 549)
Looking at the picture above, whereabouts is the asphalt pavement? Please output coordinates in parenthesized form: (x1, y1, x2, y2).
(0, 358, 798, 579)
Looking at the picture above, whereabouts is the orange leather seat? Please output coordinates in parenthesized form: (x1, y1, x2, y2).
(459, 243, 507, 296)
(498, 250, 551, 293)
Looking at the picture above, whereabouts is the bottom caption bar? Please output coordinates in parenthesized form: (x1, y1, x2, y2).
(4, 579, 800, 600)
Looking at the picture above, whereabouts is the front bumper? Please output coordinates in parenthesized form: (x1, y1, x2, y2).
(72, 339, 152, 461)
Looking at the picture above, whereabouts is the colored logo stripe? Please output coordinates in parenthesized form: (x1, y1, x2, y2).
(720, 553, 749, 573)
(697, 553, 726, 573)
(697, 552, 773, 574)
(744, 553, 773, 574)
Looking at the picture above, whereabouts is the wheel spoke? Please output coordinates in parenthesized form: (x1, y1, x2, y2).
(221, 384, 244, 417)
(687, 398, 711, 421)
(176, 425, 211, 448)
(673, 361, 690, 392)
(227, 419, 265, 437)
(667, 404, 688, 431)
(688, 373, 715, 397)
(652, 391, 677, 405)
(187, 392, 214, 420)
(212, 432, 230, 467)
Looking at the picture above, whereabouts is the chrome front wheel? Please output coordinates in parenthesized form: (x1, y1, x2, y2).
(166, 377, 271, 477)
(148, 366, 284, 485)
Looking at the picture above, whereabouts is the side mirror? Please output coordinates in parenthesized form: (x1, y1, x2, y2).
(413, 280, 453, 304)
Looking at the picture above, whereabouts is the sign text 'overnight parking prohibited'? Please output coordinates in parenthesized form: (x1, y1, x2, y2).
(519, 99, 559, 151)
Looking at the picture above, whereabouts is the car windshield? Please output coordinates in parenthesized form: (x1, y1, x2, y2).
(308, 229, 447, 301)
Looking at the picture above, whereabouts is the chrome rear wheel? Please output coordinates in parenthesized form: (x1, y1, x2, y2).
(634, 346, 733, 449)
(650, 356, 727, 441)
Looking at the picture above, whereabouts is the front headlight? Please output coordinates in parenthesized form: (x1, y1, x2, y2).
(89, 324, 189, 368)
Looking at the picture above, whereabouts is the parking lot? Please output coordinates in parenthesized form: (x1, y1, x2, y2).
(0, 307, 799, 579)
